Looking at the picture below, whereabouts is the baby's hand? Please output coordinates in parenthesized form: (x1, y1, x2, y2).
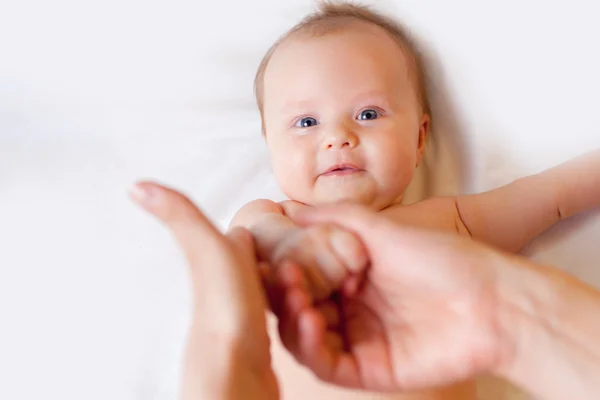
(270, 225, 368, 301)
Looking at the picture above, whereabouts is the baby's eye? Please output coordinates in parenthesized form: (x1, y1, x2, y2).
(357, 109, 380, 121)
(295, 117, 319, 128)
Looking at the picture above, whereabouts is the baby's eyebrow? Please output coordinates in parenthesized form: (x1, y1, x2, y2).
(277, 91, 395, 115)
(351, 91, 394, 107)
(279, 99, 316, 114)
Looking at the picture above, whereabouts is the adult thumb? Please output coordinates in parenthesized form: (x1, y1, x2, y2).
(129, 181, 223, 266)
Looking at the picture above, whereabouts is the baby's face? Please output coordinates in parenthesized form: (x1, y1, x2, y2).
(262, 23, 428, 210)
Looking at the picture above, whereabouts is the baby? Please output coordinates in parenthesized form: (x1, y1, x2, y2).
(230, 2, 600, 400)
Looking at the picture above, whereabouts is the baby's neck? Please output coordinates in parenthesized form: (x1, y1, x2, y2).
(288, 196, 404, 213)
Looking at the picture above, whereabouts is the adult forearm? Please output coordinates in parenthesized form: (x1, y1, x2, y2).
(494, 254, 600, 399)
(180, 331, 235, 400)
(180, 323, 279, 400)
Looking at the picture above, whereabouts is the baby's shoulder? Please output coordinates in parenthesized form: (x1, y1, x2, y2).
(278, 200, 310, 219)
(230, 198, 284, 228)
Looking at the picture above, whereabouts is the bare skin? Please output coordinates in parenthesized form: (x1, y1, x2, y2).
(132, 183, 600, 400)
(231, 21, 600, 400)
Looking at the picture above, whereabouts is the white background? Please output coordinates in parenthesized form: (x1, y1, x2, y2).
(1, 1, 599, 399)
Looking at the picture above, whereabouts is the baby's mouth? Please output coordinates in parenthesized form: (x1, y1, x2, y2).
(321, 163, 364, 177)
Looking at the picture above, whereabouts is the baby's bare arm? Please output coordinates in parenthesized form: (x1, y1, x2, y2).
(229, 199, 299, 263)
(456, 149, 600, 252)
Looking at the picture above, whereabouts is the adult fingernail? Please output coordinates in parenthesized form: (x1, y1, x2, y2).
(129, 183, 160, 207)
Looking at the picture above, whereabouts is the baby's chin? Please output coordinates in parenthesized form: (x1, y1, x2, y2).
(310, 190, 396, 211)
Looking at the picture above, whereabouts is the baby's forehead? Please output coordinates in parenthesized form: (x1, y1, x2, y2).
(263, 23, 414, 98)
(266, 22, 410, 77)
(276, 20, 406, 61)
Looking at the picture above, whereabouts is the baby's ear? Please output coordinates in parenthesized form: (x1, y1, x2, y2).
(415, 114, 430, 167)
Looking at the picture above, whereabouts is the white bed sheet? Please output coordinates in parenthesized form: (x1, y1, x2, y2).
(1, 1, 599, 399)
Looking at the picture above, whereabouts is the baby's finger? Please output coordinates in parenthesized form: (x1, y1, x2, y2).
(313, 240, 348, 290)
(328, 229, 369, 274)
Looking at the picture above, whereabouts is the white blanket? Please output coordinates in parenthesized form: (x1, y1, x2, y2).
(1, 1, 599, 399)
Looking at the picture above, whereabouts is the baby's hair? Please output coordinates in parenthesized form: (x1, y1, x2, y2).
(254, 1, 430, 132)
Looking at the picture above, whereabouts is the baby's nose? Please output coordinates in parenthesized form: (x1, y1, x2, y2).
(325, 129, 358, 149)
(326, 139, 351, 149)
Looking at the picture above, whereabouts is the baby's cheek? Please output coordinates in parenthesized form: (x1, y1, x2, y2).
(272, 154, 314, 202)
(377, 144, 416, 193)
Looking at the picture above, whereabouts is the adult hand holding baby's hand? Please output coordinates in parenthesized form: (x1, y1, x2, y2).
(273, 204, 514, 393)
(129, 185, 599, 400)
(270, 224, 368, 301)
(130, 182, 278, 400)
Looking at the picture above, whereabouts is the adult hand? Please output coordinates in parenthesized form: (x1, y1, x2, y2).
(130, 181, 278, 400)
(274, 204, 515, 392)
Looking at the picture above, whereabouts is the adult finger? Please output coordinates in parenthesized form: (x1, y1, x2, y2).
(296, 309, 361, 389)
(225, 226, 273, 322)
(129, 181, 224, 265)
(295, 204, 429, 264)
(294, 204, 388, 243)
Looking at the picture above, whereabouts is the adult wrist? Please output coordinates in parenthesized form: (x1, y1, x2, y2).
(181, 327, 278, 400)
(492, 254, 600, 399)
